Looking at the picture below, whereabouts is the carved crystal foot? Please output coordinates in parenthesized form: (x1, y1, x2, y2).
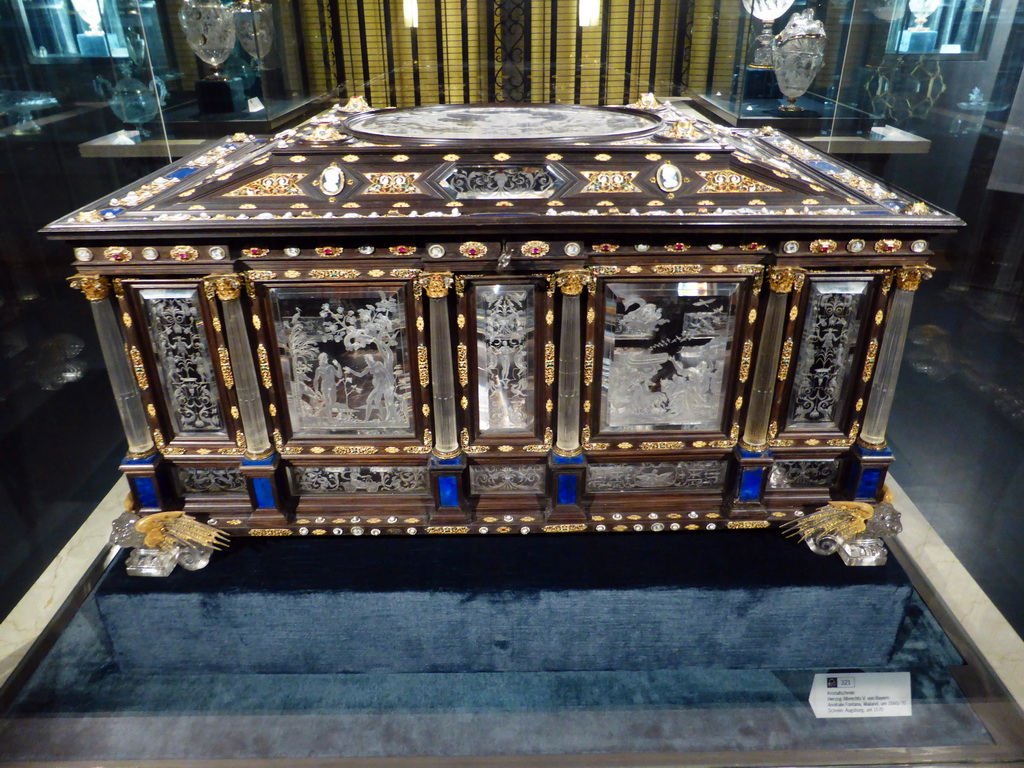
(784, 489, 902, 567)
(110, 509, 228, 577)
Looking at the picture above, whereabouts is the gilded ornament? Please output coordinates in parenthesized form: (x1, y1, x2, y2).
(457, 343, 469, 387)
(461, 396, 469, 410)
(695, 153, 712, 161)
(802, 199, 820, 205)
(874, 239, 902, 253)
(809, 239, 838, 254)
(392, 154, 410, 162)
(665, 242, 690, 252)
(880, 271, 894, 294)
(459, 241, 488, 258)
(235, 430, 247, 450)
(583, 342, 595, 386)
(493, 152, 511, 161)
(104, 246, 132, 263)
(309, 269, 361, 279)
(521, 240, 549, 257)
(544, 341, 556, 385)
(417, 344, 430, 387)
(257, 344, 273, 388)
(218, 346, 234, 389)
(498, 445, 515, 452)
(875, 310, 884, 325)
(855, 398, 863, 412)
(861, 339, 879, 382)
(251, 528, 292, 536)
(550, 399, 557, 413)
(243, 248, 269, 258)
(594, 153, 612, 162)
(211, 276, 242, 301)
(268, 403, 277, 417)
(580, 170, 640, 194)
(695, 170, 781, 194)
(224, 173, 307, 197)
(652, 264, 701, 275)
(778, 338, 794, 380)
(543, 524, 587, 533)
(617, 442, 633, 449)
(418, 272, 453, 298)
(640, 441, 687, 450)
(805, 438, 820, 445)
(456, 314, 465, 329)
(169, 245, 199, 262)
(284, 270, 302, 278)
(789, 306, 799, 322)
(895, 266, 932, 291)
(738, 340, 753, 382)
(554, 269, 591, 295)
(727, 521, 771, 529)
(748, 308, 757, 324)
(364, 171, 421, 195)
(315, 246, 343, 257)
(68, 275, 110, 302)
(390, 245, 417, 256)
(427, 526, 470, 534)
(152, 429, 165, 449)
(129, 346, 149, 390)
(547, 310, 556, 326)
(331, 446, 379, 455)
(592, 243, 619, 253)
(390, 268, 420, 279)
(546, 153, 563, 161)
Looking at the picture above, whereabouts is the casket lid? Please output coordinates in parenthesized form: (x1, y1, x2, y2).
(44, 101, 961, 239)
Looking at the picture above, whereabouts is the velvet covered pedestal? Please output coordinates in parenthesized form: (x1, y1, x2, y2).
(96, 532, 915, 675)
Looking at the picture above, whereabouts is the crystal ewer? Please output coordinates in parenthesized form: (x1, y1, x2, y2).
(234, 0, 274, 68)
(908, 0, 941, 30)
(742, 0, 796, 69)
(179, 0, 237, 79)
(772, 9, 827, 112)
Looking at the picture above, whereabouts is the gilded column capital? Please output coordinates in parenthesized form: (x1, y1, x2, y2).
(417, 272, 454, 299)
(894, 265, 933, 292)
(553, 269, 593, 295)
(68, 274, 110, 301)
(208, 275, 243, 301)
(767, 267, 806, 293)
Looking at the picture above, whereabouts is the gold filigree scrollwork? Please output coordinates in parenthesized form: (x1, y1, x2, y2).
(129, 346, 149, 390)
(257, 344, 273, 388)
(895, 265, 934, 291)
(694, 170, 782, 194)
(218, 346, 234, 389)
(418, 272, 454, 298)
(522, 241, 550, 257)
(727, 520, 771, 529)
(767, 267, 807, 293)
(590, 265, 620, 276)
(308, 269, 361, 279)
(460, 241, 487, 257)
(457, 343, 468, 387)
(544, 524, 588, 533)
(734, 264, 765, 292)
(862, 339, 879, 382)
(778, 339, 794, 381)
(122, 312, 132, 328)
(427, 526, 470, 534)
(331, 446, 379, 455)
(640, 441, 687, 450)
(583, 342, 595, 386)
(738, 340, 754, 382)
(553, 269, 593, 295)
(580, 170, 640, 194)
(363, 171, 422, 195)
(68, 275, 110, 302)
(652, 264, 702, 275)
(417, 344, 430, 387)
(224, 172, 307, 197)
(874, 239, 902, 254)
(544, 341, 555, 385)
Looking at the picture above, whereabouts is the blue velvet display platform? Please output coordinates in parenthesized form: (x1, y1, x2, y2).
(1, 531, 994, 762)
(97, 532, 913, 674)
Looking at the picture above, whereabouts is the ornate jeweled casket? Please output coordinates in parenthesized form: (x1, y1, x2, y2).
(49, 101, 958, 554)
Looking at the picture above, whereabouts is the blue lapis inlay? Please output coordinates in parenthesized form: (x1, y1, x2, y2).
(739, 468, 763, 502)
(438, 476, 460, 507)
(252, 478, 276, 509)
(855, 468, 883, 500)
(134, 477, 158, 508)
(557, 475, 578, 505)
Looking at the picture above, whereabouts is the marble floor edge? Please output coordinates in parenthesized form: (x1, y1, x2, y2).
(0, 476, 126, 691)
(888, 475, 1024, 711)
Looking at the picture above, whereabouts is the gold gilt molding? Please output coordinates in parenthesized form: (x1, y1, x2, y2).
(861, 339, 879, 382)
(417, 272, 454, 298)
(129, 346, 149, 390)
(68, 275, 110, 301)
(457, 343, 469, 387)
(583, 342, 595, 386)
(257, 344, 273, 388)
(417, 344, 430, 388)
(544, 341, 556, 385)
(218, 346, 234, 389)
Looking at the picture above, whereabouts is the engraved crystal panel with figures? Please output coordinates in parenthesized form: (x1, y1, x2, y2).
(271, 286, 415, 437)
(475, 283, 536, 436)
(139, 288, 225, 436)
(787, 280, 870, 430)
(600, 281, 740, 433)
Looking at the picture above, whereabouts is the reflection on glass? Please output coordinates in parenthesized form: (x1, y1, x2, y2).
(271, 286, 414, 438)
(600, 281, 739, 433)
(772, 9, 827, 111)
(139, 288, 225, 435)
(787, 280, 869, 429)
(475, 283, 535, 436)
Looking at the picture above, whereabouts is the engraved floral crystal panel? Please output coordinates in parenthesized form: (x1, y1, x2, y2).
(441, 165, 565, 199)
(176, 466, 247, 493)
(469, 464, 546, 494)
(767, 459, 840, 489)
(788, 279, 870, 429)
(139, 288, 224, 435)
(271, 286, 415, 437)
(475, 283, 536, 436)
(586, 460, 727, 492)
(292, 465, 428, 493)
(600, 281, 740, 433)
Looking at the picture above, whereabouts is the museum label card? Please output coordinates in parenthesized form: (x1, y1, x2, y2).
(809, 672, 912, 718)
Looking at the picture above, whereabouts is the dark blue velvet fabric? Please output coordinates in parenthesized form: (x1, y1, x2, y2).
(94, 532, 918, 674)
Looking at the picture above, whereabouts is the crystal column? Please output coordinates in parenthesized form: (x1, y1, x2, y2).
(214, 277, 272, 458)
(85, 283, 154, 455)
(422, 274, 459, 458)
(859, 269, 924, 448)
(554, 271, 586, 456)
(741, 268, 798, 451)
